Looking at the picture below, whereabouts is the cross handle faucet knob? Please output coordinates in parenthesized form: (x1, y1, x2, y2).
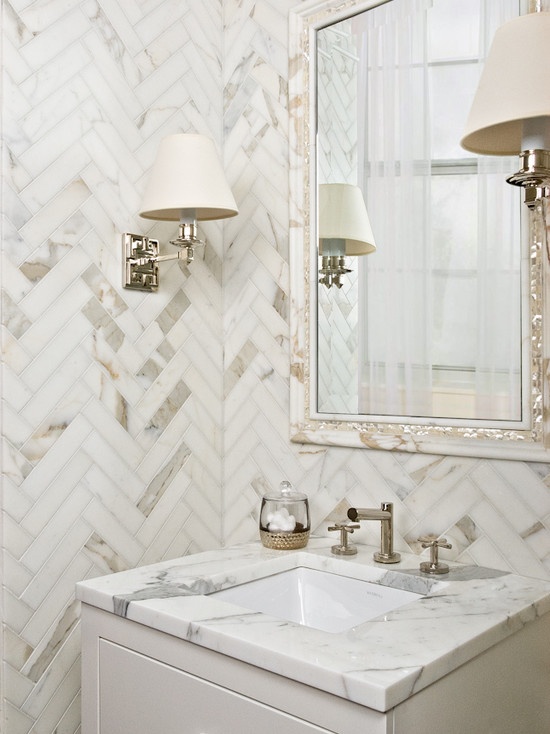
(328, 522, 360, 555)
(418, 535, 453, 575)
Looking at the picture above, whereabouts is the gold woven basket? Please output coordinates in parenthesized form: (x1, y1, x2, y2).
(259, 529, 310, 550)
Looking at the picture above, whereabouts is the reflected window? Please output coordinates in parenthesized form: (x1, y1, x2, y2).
(317, 0, 523, 423)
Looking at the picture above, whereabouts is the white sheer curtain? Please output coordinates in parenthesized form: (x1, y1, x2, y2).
(357, 0, 522, 422)
(475, 0, 522, 420)
(357, 0, 433, 417)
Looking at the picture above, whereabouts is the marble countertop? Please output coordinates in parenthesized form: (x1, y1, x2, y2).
(76, 539, 550, 712)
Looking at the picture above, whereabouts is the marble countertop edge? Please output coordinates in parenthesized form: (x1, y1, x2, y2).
(76, 539, 550, 712)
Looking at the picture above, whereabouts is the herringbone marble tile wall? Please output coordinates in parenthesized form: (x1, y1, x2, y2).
(2, 1, 550, 733)
(2, 1, 226, 731)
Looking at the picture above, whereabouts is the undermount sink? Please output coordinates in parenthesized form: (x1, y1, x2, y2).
(211, 567, 423, 633)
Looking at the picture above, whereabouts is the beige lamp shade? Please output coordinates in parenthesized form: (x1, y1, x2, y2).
(318, 183, 376, 256)
(139, 134, 239, 221)
(461, 12, 550, 155)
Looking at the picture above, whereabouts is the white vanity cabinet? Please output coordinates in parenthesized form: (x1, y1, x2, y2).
(81, 603, 550, 734)
(98, 640, 331, 734)
(81, 605, 381, 734)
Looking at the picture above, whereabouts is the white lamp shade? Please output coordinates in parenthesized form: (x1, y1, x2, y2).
(461, 12, 550, 155)
(318, 183, 376, 256)
(139, 134, 239, 221)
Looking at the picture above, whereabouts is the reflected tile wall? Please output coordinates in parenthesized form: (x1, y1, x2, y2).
(2, 0, 550, 733)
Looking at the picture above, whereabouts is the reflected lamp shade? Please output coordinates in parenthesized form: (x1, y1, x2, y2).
(461, 11, 550, 156)
(139, 134, 239, 221)
(318, 183, 376, 255)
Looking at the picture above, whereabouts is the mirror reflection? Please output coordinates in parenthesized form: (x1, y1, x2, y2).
(317, 0, 524, 425)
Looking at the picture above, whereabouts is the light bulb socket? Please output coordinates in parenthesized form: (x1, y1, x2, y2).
(507, 149, 550, 188)
(319, 255, 352, 289)
(169, 222, 204, 264)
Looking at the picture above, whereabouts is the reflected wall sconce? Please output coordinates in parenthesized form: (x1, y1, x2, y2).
(318, 183, 376, 289)
(461, 7, 550, 194)
(123, 134, 238, 291)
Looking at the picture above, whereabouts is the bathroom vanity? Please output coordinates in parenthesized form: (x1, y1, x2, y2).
(77, 540, 550, 733)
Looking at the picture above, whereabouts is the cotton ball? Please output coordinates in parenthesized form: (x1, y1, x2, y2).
(267, 508, 296, 532)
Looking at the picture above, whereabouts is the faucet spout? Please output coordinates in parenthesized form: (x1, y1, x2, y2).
(347, 502, 401, 564)
(348, 507, 390, 522)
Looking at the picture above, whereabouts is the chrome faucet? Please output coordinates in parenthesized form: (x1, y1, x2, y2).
(347, 502, 400, 564)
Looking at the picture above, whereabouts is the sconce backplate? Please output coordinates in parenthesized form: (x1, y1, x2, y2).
(123, 233, 160, 291)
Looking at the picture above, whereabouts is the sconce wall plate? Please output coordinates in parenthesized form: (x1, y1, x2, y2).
(123, 233, 160, 291)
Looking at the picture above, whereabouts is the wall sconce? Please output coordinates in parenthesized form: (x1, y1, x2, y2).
(318, 183, 376, 289)
(123, 134, 238, 291)
(461, 7, 550, 193)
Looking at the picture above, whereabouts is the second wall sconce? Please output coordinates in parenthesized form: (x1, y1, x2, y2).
(124, 133, 238, 291)
(461, 7, 550, 193)
(318, 183, 376, 289)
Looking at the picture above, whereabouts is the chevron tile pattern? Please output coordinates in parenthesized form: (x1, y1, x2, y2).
(2, 1, 225, 732)
(3, 1, 550, 733)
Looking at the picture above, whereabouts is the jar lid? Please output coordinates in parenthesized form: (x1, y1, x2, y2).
(264, 480, 307, 502)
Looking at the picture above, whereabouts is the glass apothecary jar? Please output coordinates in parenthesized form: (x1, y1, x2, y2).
(259, 481, 310, 550)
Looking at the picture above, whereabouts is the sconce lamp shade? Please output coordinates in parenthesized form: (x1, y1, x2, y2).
(461, 12, 550, 155)
(139, 134, 239, 221)
(318, 183, 376, 255)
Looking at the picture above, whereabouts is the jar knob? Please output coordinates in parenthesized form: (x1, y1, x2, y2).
(280, 480, 293, 496)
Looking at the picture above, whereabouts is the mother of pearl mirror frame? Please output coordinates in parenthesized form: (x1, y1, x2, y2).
(288, 0, 550, 461)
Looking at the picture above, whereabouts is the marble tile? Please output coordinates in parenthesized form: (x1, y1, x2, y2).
(83, 0, 143, 55)
(3, 36, 32, 88)
(472, 463, 545, 535)
(18, 0, 83, 33)
(20, 460, 93, 544)
(21, 292, 91, 356)
(3, 1, 550, 732)
(18, 43, 90, 107)
(20, 413, 92, 478)
(21, 78, 90, 145)
(17, 8, 90, 72)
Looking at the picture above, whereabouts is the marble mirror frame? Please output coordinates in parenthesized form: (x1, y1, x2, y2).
(288, 0, 550, 461)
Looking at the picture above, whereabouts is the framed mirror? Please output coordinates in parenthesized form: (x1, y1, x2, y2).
(289, 0, 550, 460)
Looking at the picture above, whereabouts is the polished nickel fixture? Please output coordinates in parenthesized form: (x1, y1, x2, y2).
(461, 5, 550, 194)
(347, 502, 400, 564)
(318, 183, 376, 288)
(124, 133, 238, 291)
(418, 535, 453, 575)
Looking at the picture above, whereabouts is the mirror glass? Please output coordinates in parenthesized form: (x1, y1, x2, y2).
(317, 0, 523, 422)
(289, 0, 550, 460)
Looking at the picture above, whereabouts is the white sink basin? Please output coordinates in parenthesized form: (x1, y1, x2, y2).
(211, 567, 422, 633)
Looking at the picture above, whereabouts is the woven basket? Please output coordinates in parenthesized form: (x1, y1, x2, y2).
(259, 529, 310, 550)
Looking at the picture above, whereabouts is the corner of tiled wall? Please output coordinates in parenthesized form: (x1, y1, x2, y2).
(221, 0, 299, 546)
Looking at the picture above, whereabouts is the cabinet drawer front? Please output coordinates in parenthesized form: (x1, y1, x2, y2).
(99, 640, 333, 734)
